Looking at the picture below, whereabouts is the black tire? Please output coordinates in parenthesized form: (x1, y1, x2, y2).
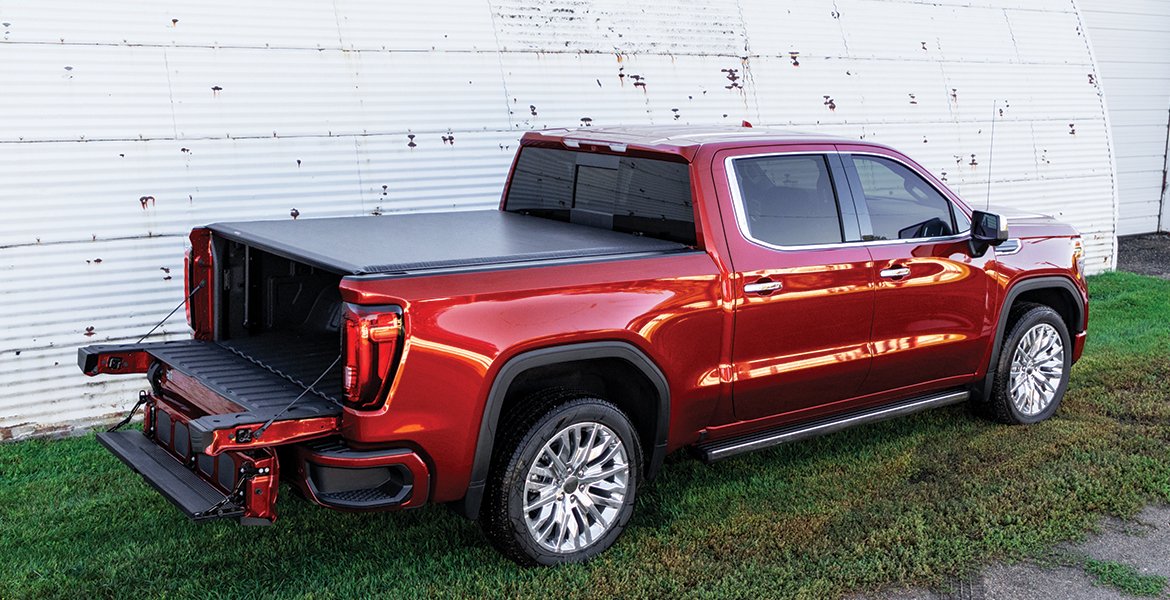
(989, 303, 1072, 424)
(480, 389, 642, 566)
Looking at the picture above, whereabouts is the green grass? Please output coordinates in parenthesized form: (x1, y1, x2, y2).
(1085, 559, 1168, 597)
(2, 271, 1169, 599)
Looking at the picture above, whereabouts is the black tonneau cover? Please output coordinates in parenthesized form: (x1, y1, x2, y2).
(208, 211, 688, 276)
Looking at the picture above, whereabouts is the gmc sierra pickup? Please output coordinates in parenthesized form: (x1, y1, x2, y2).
(81, 126, 1088, 565)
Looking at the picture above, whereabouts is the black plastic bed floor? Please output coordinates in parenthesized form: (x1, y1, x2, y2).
(145, 334, 342, 426)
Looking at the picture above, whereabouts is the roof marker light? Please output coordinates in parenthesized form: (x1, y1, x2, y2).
(561, 138, 627, 153)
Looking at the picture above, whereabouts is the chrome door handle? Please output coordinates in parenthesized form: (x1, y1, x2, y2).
(744, 280, 783, 295)
(879, 267, 911, 279)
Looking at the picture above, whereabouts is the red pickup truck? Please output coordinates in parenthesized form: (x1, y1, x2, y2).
(81, 126, 1088, 565)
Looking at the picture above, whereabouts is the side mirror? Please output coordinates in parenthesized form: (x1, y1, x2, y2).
(969, 210, 1008, 257)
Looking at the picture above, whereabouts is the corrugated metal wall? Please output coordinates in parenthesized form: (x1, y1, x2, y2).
(1078, 0, 1170, 235)
(0, 0, 1119, 439)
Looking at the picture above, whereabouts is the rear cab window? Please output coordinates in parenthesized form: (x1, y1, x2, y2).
(504, 146, 697, 245)
(730, 154, 845, 247)
(727, 150, 869, 249)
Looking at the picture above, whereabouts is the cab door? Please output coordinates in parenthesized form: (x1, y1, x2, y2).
(836, 148, 995, 396)
(714, 147, 876, 422)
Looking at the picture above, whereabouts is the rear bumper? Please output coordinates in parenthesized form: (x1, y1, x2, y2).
(294, 440, 430, 511)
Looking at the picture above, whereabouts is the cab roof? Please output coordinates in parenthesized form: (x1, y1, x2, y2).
(521, 125, 863, 162)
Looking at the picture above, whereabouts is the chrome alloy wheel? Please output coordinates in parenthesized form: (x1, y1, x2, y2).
(1009, 323, 1065, 416)
(523, 421, 630, 553)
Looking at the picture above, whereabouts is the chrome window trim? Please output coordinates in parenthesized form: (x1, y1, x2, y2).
(724, 150, 971, 253)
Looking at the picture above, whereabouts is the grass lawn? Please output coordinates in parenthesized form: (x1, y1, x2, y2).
(2, 272, 1168, 599)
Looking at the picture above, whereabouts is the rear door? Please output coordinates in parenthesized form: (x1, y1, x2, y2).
(837, 148, 995, 396)
(714, 146, 876, 422)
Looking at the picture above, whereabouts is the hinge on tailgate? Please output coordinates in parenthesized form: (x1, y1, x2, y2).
(107, 391, 151, 433)
(196, 462, 269, 520)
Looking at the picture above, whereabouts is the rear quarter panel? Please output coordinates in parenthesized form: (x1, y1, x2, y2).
(337, 252, 725, 502)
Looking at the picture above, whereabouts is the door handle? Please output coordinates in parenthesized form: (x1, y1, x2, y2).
(879, 266, 911, 279)
(744, 279, 783, 295)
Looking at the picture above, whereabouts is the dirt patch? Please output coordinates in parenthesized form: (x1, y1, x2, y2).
(1118, 233, 1170, 280)
(854, 505, 1170, 600)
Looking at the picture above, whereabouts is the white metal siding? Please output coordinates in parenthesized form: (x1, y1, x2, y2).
(1077, 0, 1170, 235)
(0, 0, 1118, 438)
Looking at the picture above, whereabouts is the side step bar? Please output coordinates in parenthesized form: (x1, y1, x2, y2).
(695, 389, 969, 462)
(97, 430, 243, 522)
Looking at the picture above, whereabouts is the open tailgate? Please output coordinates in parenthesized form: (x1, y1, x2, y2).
(82, 339, 342, 524)
(81, 339, 341, 455)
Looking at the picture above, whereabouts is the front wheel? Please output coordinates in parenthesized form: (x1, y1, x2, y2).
(990, 303, 1072, 424)
(481, 392, 642, 566)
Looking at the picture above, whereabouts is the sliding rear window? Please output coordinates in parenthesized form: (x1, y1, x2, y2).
(504, 146, 696, 245)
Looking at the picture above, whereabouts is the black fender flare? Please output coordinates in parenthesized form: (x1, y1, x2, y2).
(452, 341, 670, 520)
(976, 275, 1086, 403)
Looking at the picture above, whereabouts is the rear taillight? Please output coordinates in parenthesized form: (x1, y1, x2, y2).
(342, 304, 404, 409)
(187, 228, 214, 340)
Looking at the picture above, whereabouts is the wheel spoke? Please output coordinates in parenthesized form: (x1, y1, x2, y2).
(560, 498, 575, 549)
(588, 441, 622, 470)
(1032, 373, 1054, 393)
(569, 423, 599, 472)
(525, 488, 560, 513)
(544, 446, 569, 478)
(529, 463, 556, 482)
(581, 463, 627, 485)
(1038, 358, 1063, 371)
(575, 502, 593, 546)
(588, 490, 624, 508)
(536, 508, 557, 541)
(582, 493, 606, 521)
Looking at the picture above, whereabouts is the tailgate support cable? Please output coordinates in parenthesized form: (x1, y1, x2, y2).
(106, 282, 206, 432)
(107, 391, 149, 432)
(253, 354, 342, 440)
(136, 280, 206, 344)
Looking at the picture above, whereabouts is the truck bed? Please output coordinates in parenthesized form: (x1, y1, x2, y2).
(208, 210, 690, 276)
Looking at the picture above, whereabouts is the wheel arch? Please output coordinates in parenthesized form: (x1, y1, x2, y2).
(452, 341, 670, 520)
(976, 275, 1086, 403)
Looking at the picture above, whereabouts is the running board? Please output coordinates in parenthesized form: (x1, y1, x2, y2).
(695, 389, 969, 462)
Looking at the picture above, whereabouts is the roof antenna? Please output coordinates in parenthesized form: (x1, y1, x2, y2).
(985, 100, 997, 210)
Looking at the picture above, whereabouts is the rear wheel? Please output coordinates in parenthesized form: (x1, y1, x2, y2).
(481, 390, 642, 566)
(990, 303, 1072, 424)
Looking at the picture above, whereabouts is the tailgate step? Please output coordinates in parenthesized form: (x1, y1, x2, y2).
(98, 430, 242, 522)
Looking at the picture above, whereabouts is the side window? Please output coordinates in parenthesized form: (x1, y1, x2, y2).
(733, 155, 844, 247)
(850, 155, 960, 241)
